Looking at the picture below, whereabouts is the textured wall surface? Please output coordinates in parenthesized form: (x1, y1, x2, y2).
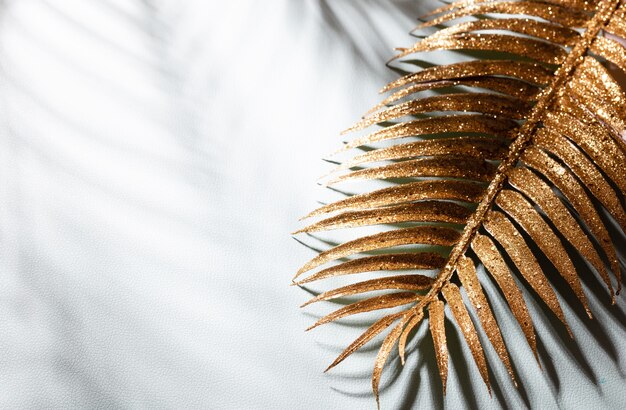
(0, 0, 624, 408)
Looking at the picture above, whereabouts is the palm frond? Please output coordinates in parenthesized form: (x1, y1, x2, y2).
(296, 0, 626, 405)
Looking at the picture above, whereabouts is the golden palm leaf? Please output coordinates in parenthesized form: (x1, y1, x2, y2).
(295, 0, 626, 406)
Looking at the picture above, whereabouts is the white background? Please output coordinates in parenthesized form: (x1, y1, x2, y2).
(0, 0, 624, 408)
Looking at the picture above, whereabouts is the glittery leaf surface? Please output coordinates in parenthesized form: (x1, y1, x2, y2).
(295, 0, 626, 406)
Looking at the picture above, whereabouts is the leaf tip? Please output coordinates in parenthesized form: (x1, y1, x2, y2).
(292, 270, 304, 282)
(340, 127, 355, 136)
(331, 145, 349, 156)
(305, 323, 318, 332)
(300, 297, 317, 308)
(325, 354, 344, 373)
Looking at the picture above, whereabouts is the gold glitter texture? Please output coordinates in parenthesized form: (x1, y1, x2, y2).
(496, 189, 592, 317)
(325, 311, 406, 372)
(472, 233, 537, 358)
(345, 93, 530, 134)
(456, 255, 516, 384)
(327, 156, 497, 185)
(304, 180, 485, 218)
(297, 201, 472, 234)
(341, 115, 516, 151)
(370, 77, 539, 114)
(542, 112, 626, 193)
(419, 2, 590, 29)
(295, 226, 460, 280)
(296, 252, 445, 285)
(335, 137, 509, 171)
(522, 147, 622, 290)
(382, 60, 552, 93)
(296, 0, 626, 404)
(532, 129, 626, 231)
(422, 0, 597, 18)
(392, 33, 568, 65)
(306, 292, 416, 331)
(426, 18, 580, 46)
(398, 310, 424, 364)
(507, 167, 615, 301)
(483, 210, 570, 333)
(373, 315, 410, 408)
(301, 275, 433, 307)
(442, 283, 491, 393)
(428, 300, 448, 394)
